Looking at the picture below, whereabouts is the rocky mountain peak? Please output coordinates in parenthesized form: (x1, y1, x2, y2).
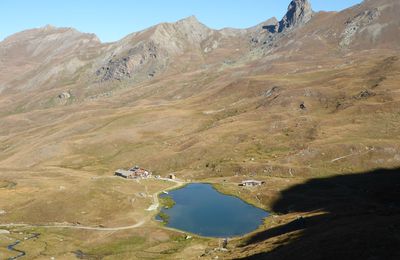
(149, 15, 211, 51)
(251, 0, 313, 47)
(173, 15, 210, 37)
(42, 24, 56, 31)
(178, 15, 200, 24)
(278, 0, 313, 32)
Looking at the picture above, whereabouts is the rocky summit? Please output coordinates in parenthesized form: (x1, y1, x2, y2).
(0, 0, 400, 259)
(278, 0, 313, 32)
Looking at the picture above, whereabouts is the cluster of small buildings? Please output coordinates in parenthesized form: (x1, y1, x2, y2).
(115, 166, 152, 179)
(114, 164, 262, 187)
(239, 180, 265, 187)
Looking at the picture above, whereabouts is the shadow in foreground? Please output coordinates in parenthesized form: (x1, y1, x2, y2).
(237, 168, 400, 260)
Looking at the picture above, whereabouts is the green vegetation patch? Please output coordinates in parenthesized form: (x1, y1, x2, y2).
(158, 212, 170, 224)
(160, 196, 176, 209)
(86, 235, 146, 257)
(159, 235, 195, 254)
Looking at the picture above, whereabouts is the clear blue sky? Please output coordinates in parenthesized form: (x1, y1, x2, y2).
(0, 0, 362, 43)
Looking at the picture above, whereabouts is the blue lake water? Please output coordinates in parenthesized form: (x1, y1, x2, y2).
(157, 183, 269, 237)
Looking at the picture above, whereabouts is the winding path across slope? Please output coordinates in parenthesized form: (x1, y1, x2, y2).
(4, 221, 144, 260)
(2, 178, 186, 259)
(2, 221, 145, 233)
(146, 178, 185, 211)
(1, 178, 185, 232)
(38, 220, 146, 231)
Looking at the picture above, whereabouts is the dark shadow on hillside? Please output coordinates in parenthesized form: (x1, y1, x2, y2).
(262, 25, 277, 33)
(237, 168, 400, 260)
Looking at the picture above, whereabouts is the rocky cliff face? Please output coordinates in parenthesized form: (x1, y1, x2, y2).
(248, 0, 313, 49)
(340, 8, 381, 47)
(337, 0, 400, 49)
(95, 41, 161, 82)
(278, 0, 313, 32)
(258, 0, 313, 35)
(248, 18, 279, 46)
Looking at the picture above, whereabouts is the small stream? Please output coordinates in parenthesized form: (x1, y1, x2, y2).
(7, 233, 40, 260)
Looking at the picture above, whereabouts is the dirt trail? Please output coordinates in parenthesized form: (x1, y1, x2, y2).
(147, 178, 186, 211)
(40, 221, 145, 231)
(1, 221, 145, 232)
(1, 178, 186, 232)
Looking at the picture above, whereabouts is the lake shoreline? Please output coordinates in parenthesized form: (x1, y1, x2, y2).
(156, 183, 269, 238)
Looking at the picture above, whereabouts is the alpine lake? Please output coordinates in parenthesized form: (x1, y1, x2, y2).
(156, 183, 269, 238)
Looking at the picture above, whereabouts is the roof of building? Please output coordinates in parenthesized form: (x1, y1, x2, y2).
(242, 180, 264, 184)
(115, 169, 133, 176)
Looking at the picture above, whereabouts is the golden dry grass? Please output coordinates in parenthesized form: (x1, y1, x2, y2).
(1, 51, 400, 259)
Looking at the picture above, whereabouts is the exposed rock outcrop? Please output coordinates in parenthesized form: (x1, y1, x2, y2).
(250, 0, 313, 48)
(95, 16, 212, 82)
(96, 41, 161, 82)
(0, 0, 398, 93)
(354, 89, 376, 100)
(58, 91, 71, 100)
(248, 18, 279, 46)
(340, 8, 381, 47)
(57, 91, 72, 105)
(277, 0, 313, 33)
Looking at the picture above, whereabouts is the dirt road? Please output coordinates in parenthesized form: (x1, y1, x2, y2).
(1, 178, 186, 232)
(146, 178, 185, 211)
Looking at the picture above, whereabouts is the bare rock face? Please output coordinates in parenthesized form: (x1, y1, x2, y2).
(95, 16, 211, 82)
(96, 41, 160, 82)
(340, 8, 381, 48)
(278, 0, 313, 32)
(96, 58, 131, 82)
(248, 18, 279, 46)
(250, 0, 313, 48)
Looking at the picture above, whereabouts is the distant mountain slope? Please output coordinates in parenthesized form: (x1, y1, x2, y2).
(1, 0, 399, 98)
(0, 26, 102, 93)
